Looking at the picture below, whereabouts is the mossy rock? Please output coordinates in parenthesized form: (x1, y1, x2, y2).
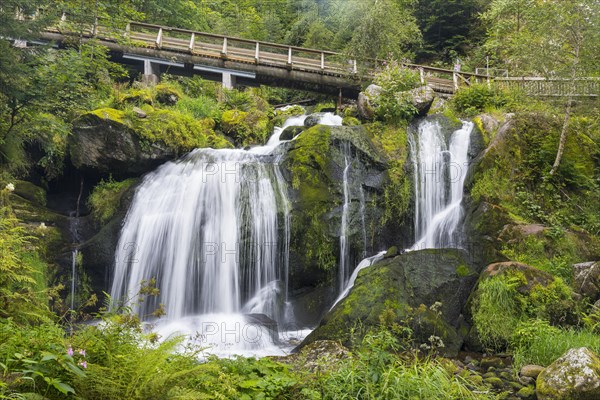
(537, 347, 600, 400)
(342, 116, 361, 126)
(280, 125, 305, 141)
(13, 180, 46, 207)
(300, 249, 478, 356)
(220, 109, 269, 146)
(71, 108, 231, 177)
(155, 84, 182, 105)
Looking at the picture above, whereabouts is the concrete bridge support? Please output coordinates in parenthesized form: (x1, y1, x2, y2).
(222, 72, 237, 89)
(142, 60, 160, 85)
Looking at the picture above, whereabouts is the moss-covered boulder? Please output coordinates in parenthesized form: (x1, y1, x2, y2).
(537, 347, 600, 400)
(71, 108, 230, 178)
(280, 125, 305, 141)
(13, 180, 47, 206)
(301, 249, 478, 356)
(466, 261, 576, 352)
(279, 123, 413, 325)
(220, 109, 269, 147)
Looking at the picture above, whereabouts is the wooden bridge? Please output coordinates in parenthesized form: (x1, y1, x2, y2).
(34, 18, 599, 98)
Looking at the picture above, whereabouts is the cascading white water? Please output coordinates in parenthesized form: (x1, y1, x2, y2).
(70, 249, 78, 311)
(334, 119, 474, 307)
(338, 142, 352, 292)
(410, 120, 474, 249)
(111, 112, 341, 357)
(331, 251, 386, 310)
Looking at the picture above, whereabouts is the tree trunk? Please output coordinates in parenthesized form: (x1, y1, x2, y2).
(549, 96, 572, 176)
(549, 43, 580, 177)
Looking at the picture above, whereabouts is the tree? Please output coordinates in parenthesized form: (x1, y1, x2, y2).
(345, 0, 422, 61)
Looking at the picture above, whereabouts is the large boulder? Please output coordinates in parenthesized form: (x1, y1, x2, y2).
(70, 109, 177, 178)
(357, 84, 383, 120)
(300, 249, 479, 356)
(279, 123, 412, 325)
(537, 347, 600, 400)
(573, 262, 600, 300)
(406, 85, 435, 115)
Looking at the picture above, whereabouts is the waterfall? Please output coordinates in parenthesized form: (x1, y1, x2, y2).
(70, 250, 78, 311)
(338, 142, 351, 292)
(410, 120, 474, 250)
(111, 112, 341, 357)
(333, 118, 474, 307)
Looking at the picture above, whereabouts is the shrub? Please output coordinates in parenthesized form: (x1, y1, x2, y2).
(175, 95, 221, 120)
(451, 84, 515, 115)
(372, 62, 421, 123)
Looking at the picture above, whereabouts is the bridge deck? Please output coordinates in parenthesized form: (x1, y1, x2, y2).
(38, 19, 598, 97)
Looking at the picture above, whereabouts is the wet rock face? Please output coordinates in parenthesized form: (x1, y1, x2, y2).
(537, 347, 600, 400)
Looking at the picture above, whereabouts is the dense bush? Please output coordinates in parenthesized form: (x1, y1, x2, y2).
(372, 63, 422, 123)
(451, 84, 516, 115)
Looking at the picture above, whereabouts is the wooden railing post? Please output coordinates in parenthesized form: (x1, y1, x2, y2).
(287, 47, 292, 66)
(92, 17, 98, 36)
(255, 42, 260, 63)
(419, 67, 425, 84)
(222, 37, 228, 57)
(156, 28, 163, 48)
(189, 33, 195, 52)
(453, 72, 459, 91)
(353, 59, 357, 74)
(320, 52, 325, 70)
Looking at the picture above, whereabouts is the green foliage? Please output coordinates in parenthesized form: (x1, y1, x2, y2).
(472, 274, 525, 351)
(315, 329, 494, 399)
(472, 270, 577, 353)
(451, 84, 516, 116)
(87, 177, 136, 224)
(372, 63, 422, 123)
(220, 109, 269, 147)
(510, 319, 600, 368)
(366, 122, 411, 225)
(0, 208, 51, 324)
(175, 96, 221, 121)
(133, 109, 230, 152)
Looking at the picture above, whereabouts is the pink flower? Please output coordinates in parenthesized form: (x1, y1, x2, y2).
(78, 349, 86, 357)
(79, 361, 87, 369)
(67, 347, 74, 357)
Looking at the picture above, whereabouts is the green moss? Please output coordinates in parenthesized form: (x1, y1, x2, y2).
(220, 109, 269, 146)
(133, 109, 231, 152)
(13, 181, 46, 207)
(90, 108, 127, 124)
(456, 264, 472, 277)
(342, 116, 361, 126)
(155, 83, 182, 105)
(365, 122, 411, 224)
(122, 87, 154, 105)
(87, 177, 137, 224)
(287, 125, 336, 271)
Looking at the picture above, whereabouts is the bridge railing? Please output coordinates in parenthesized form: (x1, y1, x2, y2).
(494, 77, 600, 97)
(37, 16, 599, 97)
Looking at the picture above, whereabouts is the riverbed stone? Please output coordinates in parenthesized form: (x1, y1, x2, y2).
(536, 347, 600, 400)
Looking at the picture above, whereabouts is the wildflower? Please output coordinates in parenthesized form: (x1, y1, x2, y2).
(5, 183, 14, 192)
(79, 361, 87, 369)
(67, 347, 74, 356)
(78, 349, 86, 356)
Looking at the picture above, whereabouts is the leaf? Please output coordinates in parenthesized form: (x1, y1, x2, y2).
(41, 352, 57, 362)
(65, 362, 86, 378)
(53, 381, 76, 395)
(239, 379, 260, 389)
